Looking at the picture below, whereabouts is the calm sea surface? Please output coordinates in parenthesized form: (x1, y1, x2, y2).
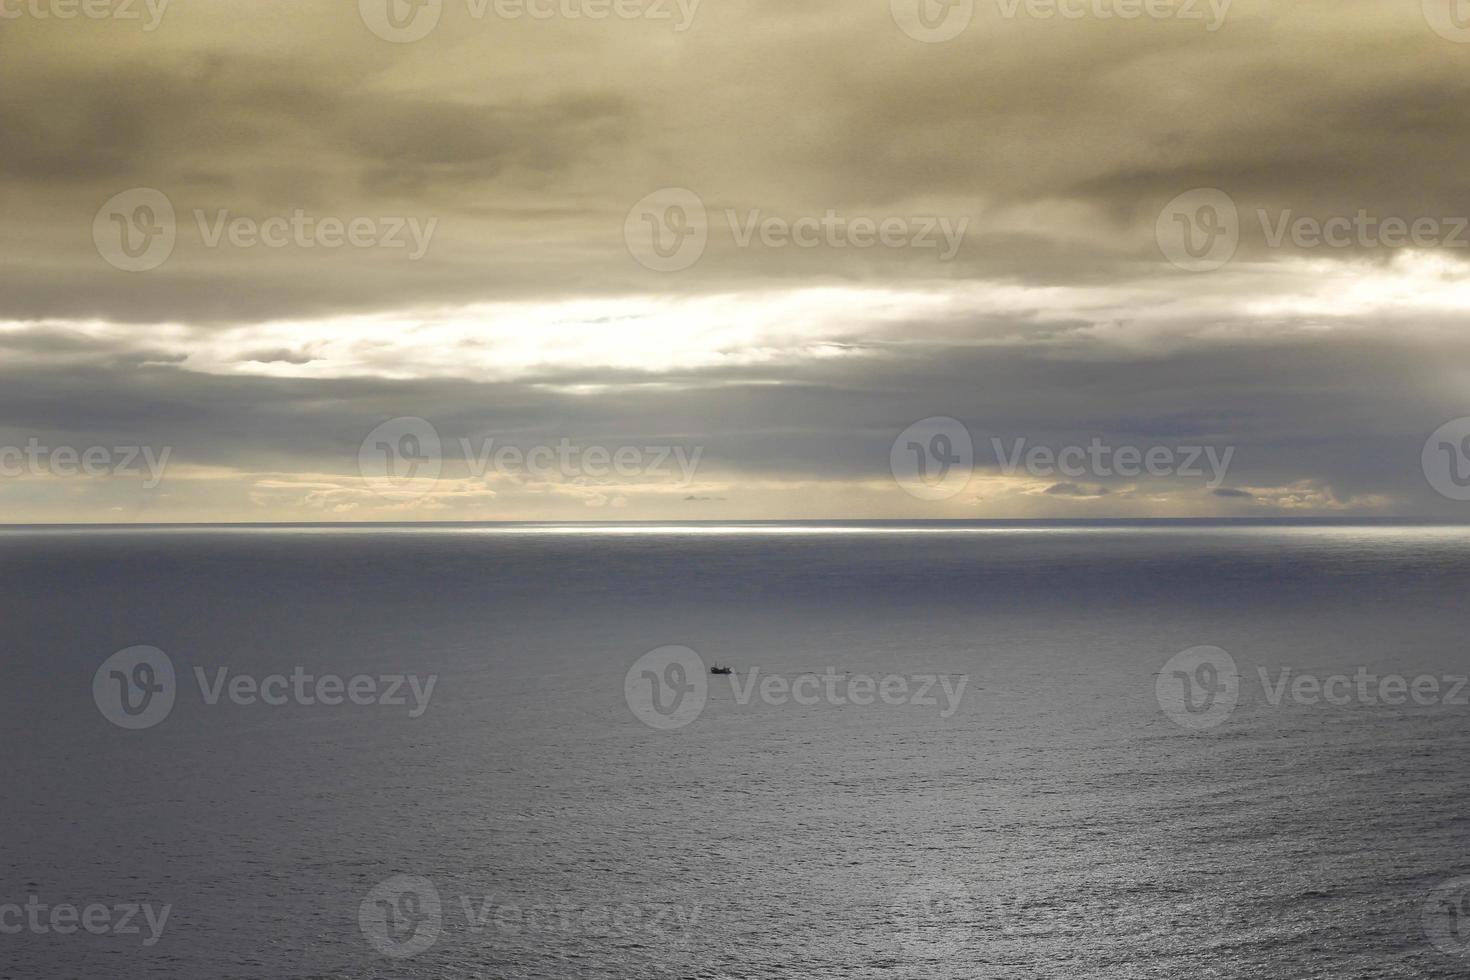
(3, 522, 1470, 978)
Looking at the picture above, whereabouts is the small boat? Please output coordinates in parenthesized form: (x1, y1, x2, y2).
(710, 664, 733, 675)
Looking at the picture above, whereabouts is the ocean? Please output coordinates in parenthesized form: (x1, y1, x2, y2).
(3, 521, 1470, 978)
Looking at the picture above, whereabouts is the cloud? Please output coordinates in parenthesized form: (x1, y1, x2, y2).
(1042, 482, 1111, 497)
(242, 349, 316, 366)
(1, 0, 1466, 521)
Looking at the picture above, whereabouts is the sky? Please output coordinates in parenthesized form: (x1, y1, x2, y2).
(3, 0, 1470, 522)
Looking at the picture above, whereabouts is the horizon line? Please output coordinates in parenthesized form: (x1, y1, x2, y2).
(2, 517, 1467, 530)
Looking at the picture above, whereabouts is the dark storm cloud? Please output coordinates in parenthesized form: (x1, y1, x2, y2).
(2, 0, 1469, 519)
(0, 315, 1463, 517)
(0, 51, 632, 191)
(6, 0, 1470, 324)
(0, 33, 637, 324)
(242, 349, 316, 365)
(346, 92, 633, 190)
